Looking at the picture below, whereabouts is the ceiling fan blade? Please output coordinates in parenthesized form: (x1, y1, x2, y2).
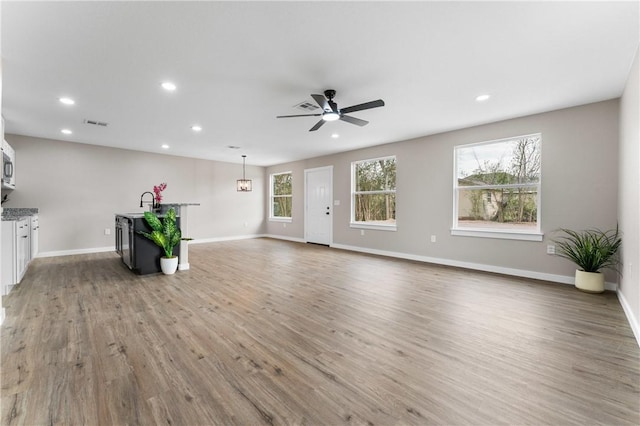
(309, 119, 326, 132)
(277, 113, 322, 118)
(311, 94, 330, 111)
(340, 99, 385, 114)
(340, 115, 369, 127)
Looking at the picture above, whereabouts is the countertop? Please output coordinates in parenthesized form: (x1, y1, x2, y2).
(2, 207, 39, 221)
(115, 212, 147, 219)
(115, 212, 180, 219)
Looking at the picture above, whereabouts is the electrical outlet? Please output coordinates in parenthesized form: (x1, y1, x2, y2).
(430, 235, 436, 243)
(283, 223, 287, 228)
(104, 228, 111, 235)
(360, 229, 365, 236)
(546, 245, 555, 254)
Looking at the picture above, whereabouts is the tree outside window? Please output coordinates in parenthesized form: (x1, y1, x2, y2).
(454, 134, 541, 233)
(352, 156, 396, 227)
(271, 172, 292, 219)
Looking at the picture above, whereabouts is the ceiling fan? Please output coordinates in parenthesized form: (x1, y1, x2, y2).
(277, 89, 385, 132)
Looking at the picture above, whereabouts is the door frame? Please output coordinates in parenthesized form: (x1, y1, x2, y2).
(304, 165, 333, 245)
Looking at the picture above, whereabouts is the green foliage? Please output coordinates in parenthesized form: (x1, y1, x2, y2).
(273, 173, 292, 195)
(272, 173, 292, 217)
(553, 226, 622, 273)
(138, 208, 182, 258)
(273, 197, 292, 217)
(354, 158, 396, 223)
(458, 137, 541, 224)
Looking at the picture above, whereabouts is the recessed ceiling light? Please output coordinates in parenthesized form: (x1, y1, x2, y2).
(161, 82, 176, 91)
(61, 129, 72, 135)
(191, 125, 202, 132)
(59, 97, 75, 105)
(331, 133, 339, 139)
(161, 144, 170, 149)
(475, 94, 491, 102)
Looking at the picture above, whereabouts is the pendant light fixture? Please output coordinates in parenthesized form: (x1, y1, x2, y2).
(237, 155, 252, 192)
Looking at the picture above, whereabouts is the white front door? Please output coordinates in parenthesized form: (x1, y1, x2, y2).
(305, 166, 333, 245)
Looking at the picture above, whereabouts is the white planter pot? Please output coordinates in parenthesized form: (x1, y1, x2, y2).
(575, 270, 605, 293)
(160, 256, 179, 275)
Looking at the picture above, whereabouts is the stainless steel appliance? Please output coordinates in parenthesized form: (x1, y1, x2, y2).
(115, 215, 133, 269)
(2, 139, 16, 189)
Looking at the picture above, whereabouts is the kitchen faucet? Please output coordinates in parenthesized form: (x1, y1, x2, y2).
(139, 191, 156, 209)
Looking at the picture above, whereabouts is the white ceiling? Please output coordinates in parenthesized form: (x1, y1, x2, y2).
(2, 1, 639, 167)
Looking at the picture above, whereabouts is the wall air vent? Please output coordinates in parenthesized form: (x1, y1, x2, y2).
(294, 101, 319, 111)
(83, 119, 109, 127)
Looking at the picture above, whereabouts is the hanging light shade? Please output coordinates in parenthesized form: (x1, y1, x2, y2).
(237, 154, 252, 192)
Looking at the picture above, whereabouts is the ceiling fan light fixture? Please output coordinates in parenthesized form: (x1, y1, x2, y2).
(322, 112, 340, 122)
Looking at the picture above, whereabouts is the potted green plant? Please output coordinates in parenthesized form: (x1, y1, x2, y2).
(138, 207, 181, 275)
(553, 226, 622, 293)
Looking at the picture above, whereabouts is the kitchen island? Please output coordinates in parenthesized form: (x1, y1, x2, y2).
(114, 212, 181, 275)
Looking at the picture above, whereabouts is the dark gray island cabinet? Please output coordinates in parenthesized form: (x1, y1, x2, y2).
(114, 213, 180, 275)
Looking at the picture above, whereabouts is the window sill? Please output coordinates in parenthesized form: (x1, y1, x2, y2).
(350, 223, 397, 232)
(451, 228, 543, 241)
(269, 217, 292, 223)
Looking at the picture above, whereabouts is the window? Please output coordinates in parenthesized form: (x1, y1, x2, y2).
(270, 172, 292, 221)
(351, 156, 396, 230)
(453, 134, 542, 240)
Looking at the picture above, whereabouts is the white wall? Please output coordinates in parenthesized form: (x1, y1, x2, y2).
(267, 100, 620, 283)
(3, 135, 265, 254)
(618, 46, 640, 342)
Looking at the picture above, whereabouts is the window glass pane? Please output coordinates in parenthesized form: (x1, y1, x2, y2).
(355, 158, 396, 192)
(273, 173, 292, 195)
(457, 136, 540, 186)
(272, 196, 292, 217)
(354, 193, 396, 224)
(457, 186, 538, 230)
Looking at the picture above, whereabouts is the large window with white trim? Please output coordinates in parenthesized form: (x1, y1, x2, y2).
(351, 156, 396, 230)
(453, 134, 542, 240)
(270, 172, 292, 220)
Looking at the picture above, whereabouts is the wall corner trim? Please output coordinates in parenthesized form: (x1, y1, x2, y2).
(618, 290, 640, 348)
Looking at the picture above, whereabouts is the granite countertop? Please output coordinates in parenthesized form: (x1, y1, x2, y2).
(2, 207, 39, 221)
(115, 212, 147, 218)
(115, 212, 179, 218)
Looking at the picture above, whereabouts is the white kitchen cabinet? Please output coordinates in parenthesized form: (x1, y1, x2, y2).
(30, 215, 39, 259)
(1, 218, 30, 293)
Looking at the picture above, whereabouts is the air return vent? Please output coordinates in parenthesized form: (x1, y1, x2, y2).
(83, 119, 109, 127)
(294, 101, 319, 111)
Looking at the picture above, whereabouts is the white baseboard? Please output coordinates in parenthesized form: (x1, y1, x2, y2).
(38, 246, 115, 258)
(36, 234, 265, 257)
(189, 234, 264, 244)
(329, 243, 618, 290)
(617, 290, 640, 347)
(263, 234, 306, 243)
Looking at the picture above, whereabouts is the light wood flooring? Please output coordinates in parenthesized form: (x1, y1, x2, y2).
(1, 238, 639, 425)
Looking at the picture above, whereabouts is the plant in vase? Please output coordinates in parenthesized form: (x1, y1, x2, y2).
(138, 207, 181, 275)
(152, 183, 167, 210)
(553, 226, 622, 293)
